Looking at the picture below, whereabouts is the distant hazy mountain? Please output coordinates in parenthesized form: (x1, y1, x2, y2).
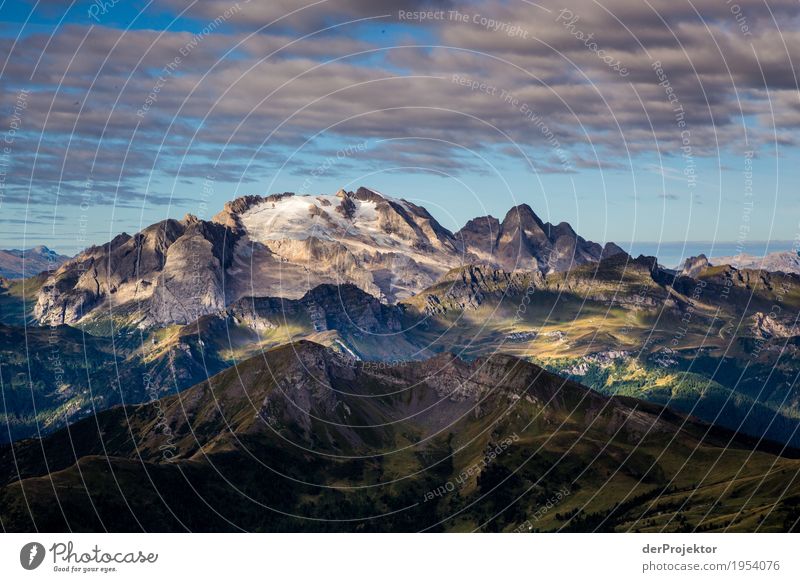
(32, 187, 619, 327)
(712, 250, 800, 274)
(0, 245, 68, 278)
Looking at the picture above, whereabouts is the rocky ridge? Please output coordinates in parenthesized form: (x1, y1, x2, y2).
(0, 246, 69, 279)
(33, 187, 623, 327)
(455, 204, 626, 273)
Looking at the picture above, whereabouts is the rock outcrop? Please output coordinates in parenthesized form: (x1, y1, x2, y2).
(680, 254, 710, 278)
(456, 204, 622, 273)
(34, 216, 238, 326)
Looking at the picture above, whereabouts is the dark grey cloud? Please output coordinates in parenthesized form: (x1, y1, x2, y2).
(1, 0, 798, 210)
(162, 0, 455, 31)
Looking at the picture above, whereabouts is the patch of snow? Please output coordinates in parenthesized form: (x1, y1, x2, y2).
(241, 193, 434, 261)
(334, 339, 360, 361)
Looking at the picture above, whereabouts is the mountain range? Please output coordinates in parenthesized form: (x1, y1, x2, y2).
(31, 188, 624, 327)
(2, 341, 799, 532)
(712, 250, 800, 275)
(1, 187, 799, 532)
(0, 245, 69, 279)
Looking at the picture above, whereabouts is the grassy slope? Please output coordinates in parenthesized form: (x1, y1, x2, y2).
(1, 342, 799, 532)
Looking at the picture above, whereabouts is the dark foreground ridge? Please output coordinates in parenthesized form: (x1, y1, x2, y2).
(1, 341, 799, 532)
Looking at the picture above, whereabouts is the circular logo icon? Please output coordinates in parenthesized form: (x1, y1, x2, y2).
(20, 542, 46, 570)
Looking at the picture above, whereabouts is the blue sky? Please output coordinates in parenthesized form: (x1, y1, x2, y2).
(1, 0, 799, 260)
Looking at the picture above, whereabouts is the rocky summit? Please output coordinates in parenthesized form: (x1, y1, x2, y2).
(455, 204, 626, 273)
(32, 187, 620, 327)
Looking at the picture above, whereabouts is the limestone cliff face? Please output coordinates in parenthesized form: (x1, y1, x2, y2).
(34, 215, 238, 326)
(751, 311, 798, 339)
(455, 204, 622, 274)
(227, 283, 405, 335)
(455, 216, 500, 262)
(145, 217, 236, 325)
(680, 254, 711, 278)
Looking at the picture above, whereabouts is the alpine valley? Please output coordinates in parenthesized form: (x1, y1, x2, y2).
(1, 187, 799, 532)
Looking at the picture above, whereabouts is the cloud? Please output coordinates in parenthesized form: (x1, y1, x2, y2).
(0, 0, 798, 209)
(161, 0, 455, 31)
